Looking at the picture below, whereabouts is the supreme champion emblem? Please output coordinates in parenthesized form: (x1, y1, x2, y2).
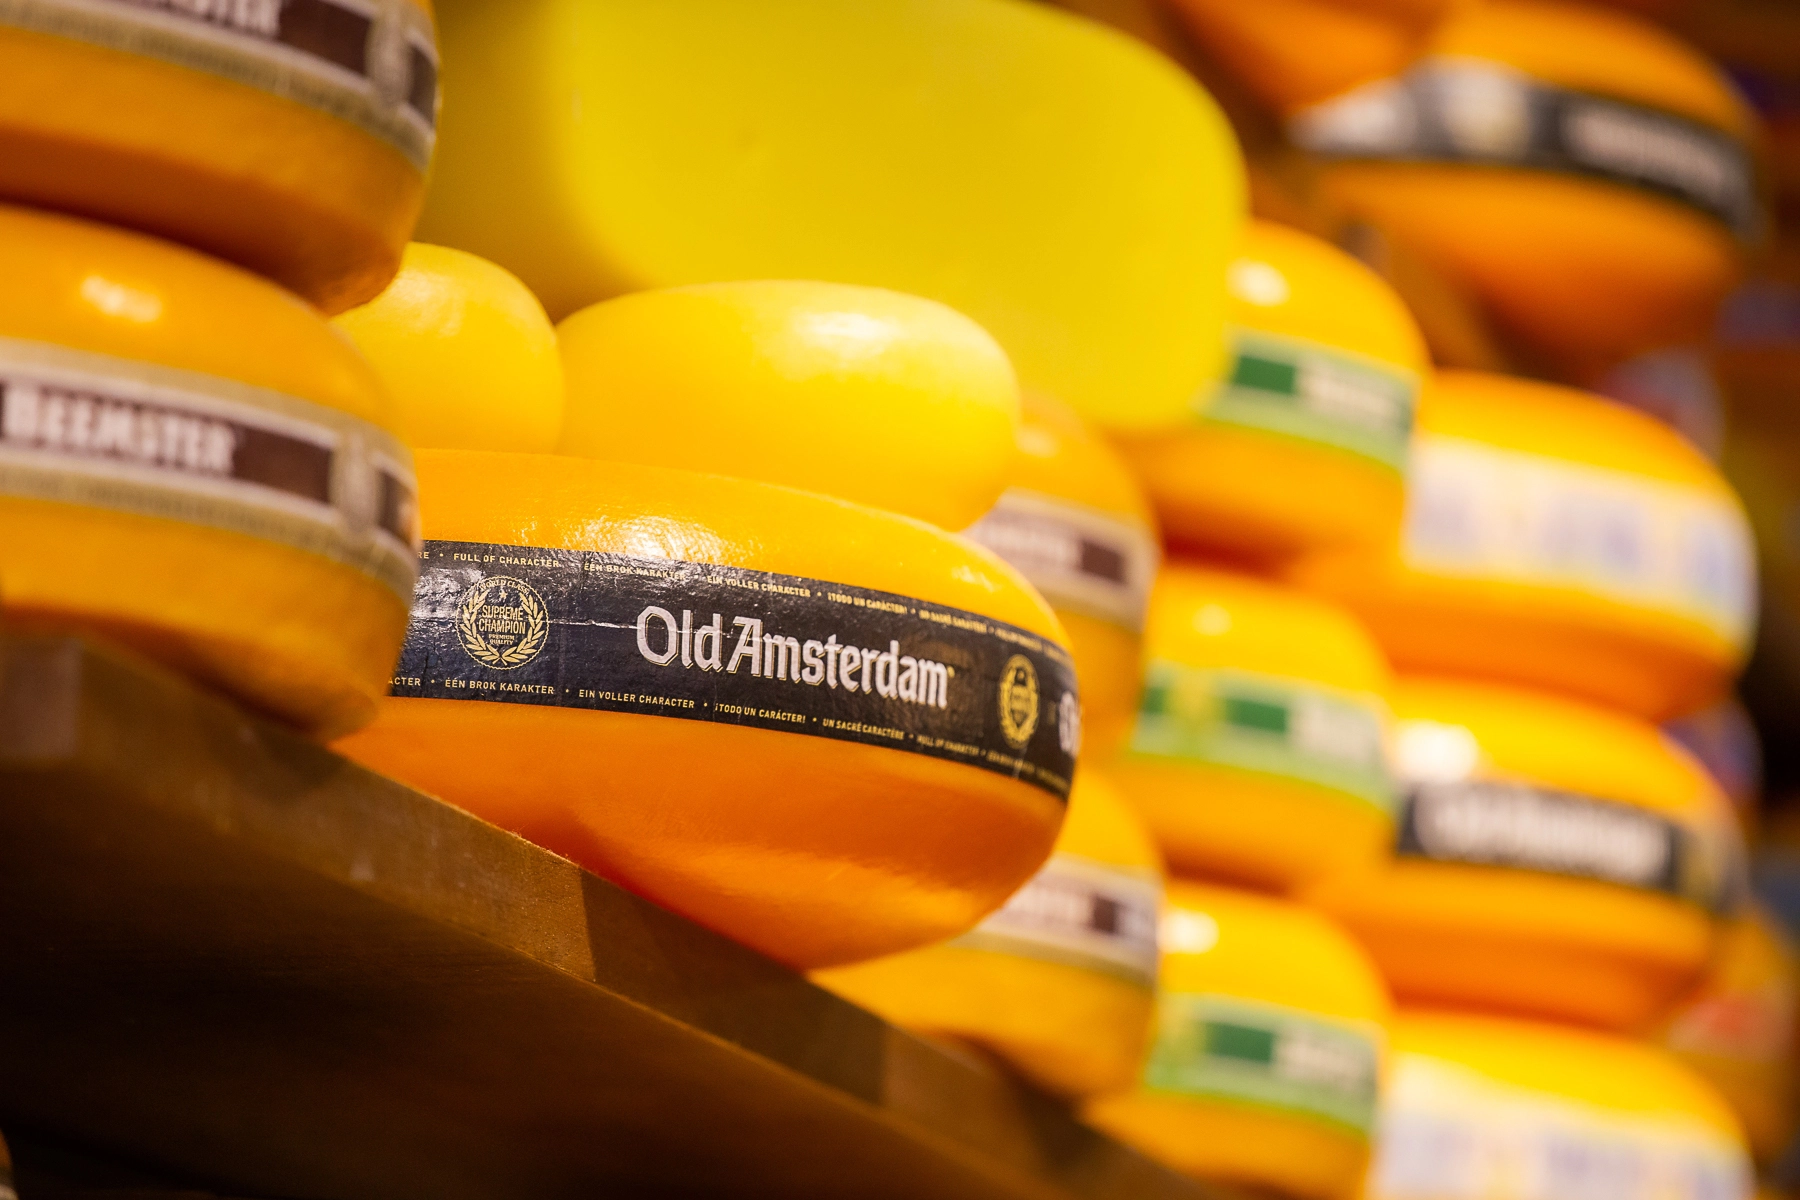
(456, 575, 548, 669)
(998, 654, 1041, 749)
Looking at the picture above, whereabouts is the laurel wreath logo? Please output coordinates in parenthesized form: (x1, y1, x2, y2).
(997, 654, 1041, 750)
(455, 576, 549, 670)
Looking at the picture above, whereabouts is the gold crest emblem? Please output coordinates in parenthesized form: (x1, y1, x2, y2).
(456, 575, 549, 669)
(997, 654, 1040, 749)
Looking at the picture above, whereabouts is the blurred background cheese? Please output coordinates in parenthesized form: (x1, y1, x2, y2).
(964, 394, 1160, 759)
(0, 0, 439, 313)
(1306, 675, 1742, 1032)
(813, 770, 1163, 1098)
(1291, 370, 1756, 721)
(1111, 562, 1397, 892)
(1659, 906, 1800, 1168)
(1085, 881, 1390, 1200)
(1292, 0, 1759, 381)
(336, 453, 1080, 969)
(417, 0, 1245, 430)
(555, 281, 1020, 530)
(334, 243, 565, 455)
(1161, 0, 1457, 114)
(1367, 1009, 1754, 1200)
(0, 204, 415, 738)
(1119, 219, 1429, 562)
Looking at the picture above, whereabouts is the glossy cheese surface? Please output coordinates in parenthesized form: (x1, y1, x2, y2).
(335, 452, 1075, 968)
(1294, 1, 1755, 377)
(965, 394, 1159, 759)
(1118, 220, 1428, 561)
(1367, 1009, 1752, 1200)
(334, 243, 564, 454)
(0, 204, 413, 737)
(1111, 562, 1397, 892)
(419, 0, 1245, 429)
(0, 0, 439, 312)
(1163, 0, 1453, 113)
(1085, 882, 1391, 1200)
(556, 281, 1019, 530)
(812, 770, 1162, 1098)
(1306, 675, 1740, 1032)
(1290, 371, 1756, 721)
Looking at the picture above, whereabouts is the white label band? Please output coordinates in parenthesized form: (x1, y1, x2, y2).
(951, 853, 1162, 987)
(964, 488, 1159, 633)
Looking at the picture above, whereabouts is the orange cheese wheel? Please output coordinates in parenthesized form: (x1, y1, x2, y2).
(965, 394, 1159, 760)
(813, 770, 1163, 1098)
(1110, 561, 1397, 892)
(1117, 219, 1428, 562)
(1162, 0, 1454, 114)
(1085, 881, 1391, 1200)
(1291, 0, 1757, 379)
(1305, 675, 1742, 1032)
(336, 452, 1080, 968)
(0, 204, 414, 738)
(1289, 370, 1756, 721)
(0, 0, 439, 313)
(1368, 1009, 1753, 1200)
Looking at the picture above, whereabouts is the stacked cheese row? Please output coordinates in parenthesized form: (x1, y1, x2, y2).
(1048, 2, 1786, 1198)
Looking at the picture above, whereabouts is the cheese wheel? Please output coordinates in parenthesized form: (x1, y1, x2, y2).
(1162, 0, 1454, 114)
(1085, 882, 1390, 1200)
(1110, 562, 1397, 892)
(1660, 907, 1800, 1165)
(0, 0, 439, 314)
(1367, 1010, 1753, 1200)
(417, 0, 1245, 430)
(1305, 675, 1742, 1032)
(0, 204, 415, 738)
(333, 244, 564, 454)
(1289, 370, 1756, 721)
(1292, 1, 1757, 378)
(965, 394, 1159, 759)
(1117, 220, 1428, 561)
(812, 770, 1162, 1098)
(334, 452, 1080, 968)
(555, 281, 1019, 531)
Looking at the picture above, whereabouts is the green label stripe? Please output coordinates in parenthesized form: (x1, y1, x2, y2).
(1144, 993, 1381, 1135)
(1199, 329, 1417, 472)
(1128, 661, 1396, 814)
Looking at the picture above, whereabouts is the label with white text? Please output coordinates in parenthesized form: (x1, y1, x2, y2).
(390, 540, 1081, 799)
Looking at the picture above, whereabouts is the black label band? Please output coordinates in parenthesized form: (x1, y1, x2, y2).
(1397, 779, 1737, 910)
(1, 0, 439, 168)
(1293, 60, 1759, 239)
(391, 541, 1081, 800)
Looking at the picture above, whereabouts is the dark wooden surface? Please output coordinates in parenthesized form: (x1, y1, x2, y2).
(0, 636, 1216, 1200)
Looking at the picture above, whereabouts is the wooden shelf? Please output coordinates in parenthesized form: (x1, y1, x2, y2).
(0, 636, 1218, 1200)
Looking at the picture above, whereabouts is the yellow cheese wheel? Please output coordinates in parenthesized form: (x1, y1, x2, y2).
(812, 770, 1162, 1098)
(964, 394, 1159, 759)
(0, 0, 439, 314)
(555, 281, 1019, 531)
(1110, 562, 1397, 892)
(0, 204, 414, 738)
(333, 243, 564, 454)
(1289, 370, 1756, 721)
(1366, 1009, 1752, 1200)
(1305, 675, 1742, 1032)
(417, 0, 1245, 430)
(1660, 907, 1800, 1165)
(1085, 881, 1391, 1200)
(1117, 219, 1428, 562)
(1162, 0, 1454, 114)
(1292, 1, 1757, 379)
(334, 452, 1081, 968)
